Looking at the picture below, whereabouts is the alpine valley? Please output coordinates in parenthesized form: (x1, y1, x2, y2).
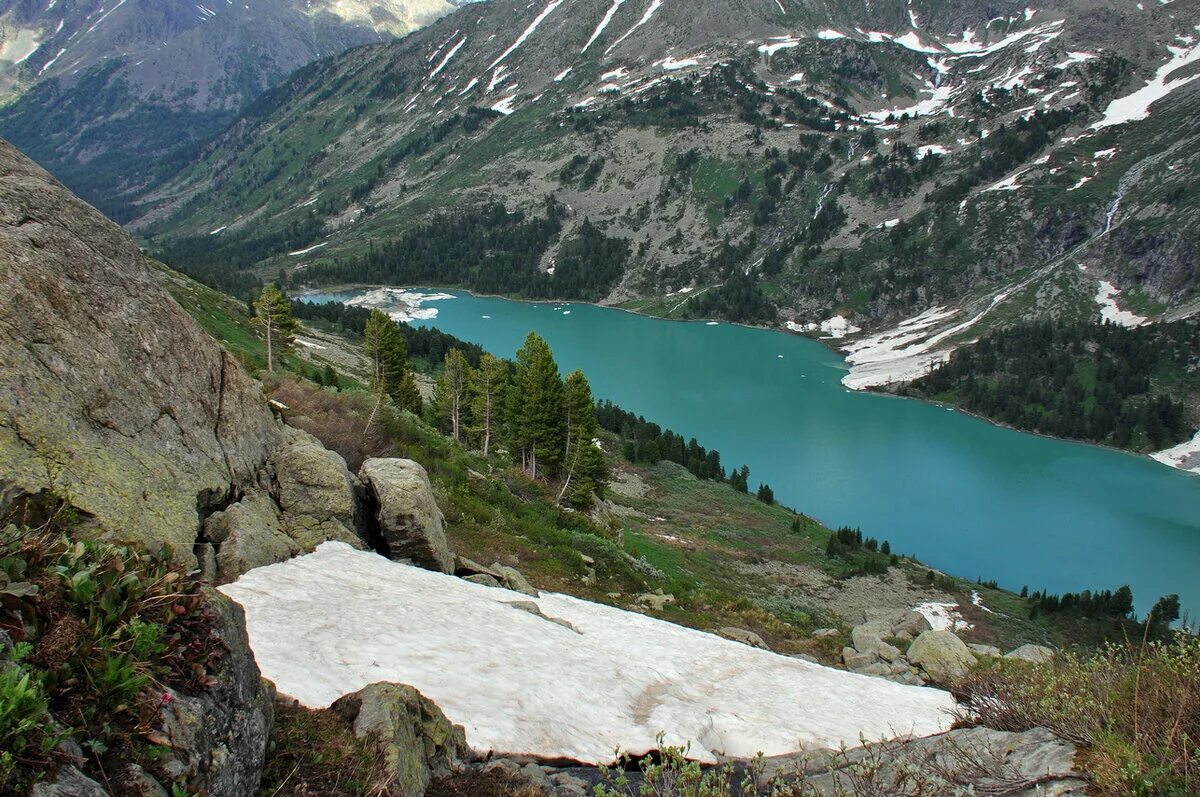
(2, 0, 1200, 795)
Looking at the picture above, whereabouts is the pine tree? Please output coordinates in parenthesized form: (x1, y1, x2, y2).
(558, 370, 607, 505)
(363, 309, 420, 432)
(253, 284, 297, 372)
(469, 353, 507, 456)
(512, 332, 564, 478)
(322, 363, 338, 389)
(436, 349, 471, 443)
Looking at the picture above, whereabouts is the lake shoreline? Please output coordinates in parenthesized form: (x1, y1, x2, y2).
(299, 282, 1199, 480)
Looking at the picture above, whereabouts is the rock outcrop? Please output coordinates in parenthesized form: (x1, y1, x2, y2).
(759, 727, 1086, 796)
(359, 458, 454, 573)
(0, 140, 281, 563)
(0, 141, 367, 581)
(1007, 643, 1056, 663)
(331, 682, 471, 797)
(151, 592, 275, 796)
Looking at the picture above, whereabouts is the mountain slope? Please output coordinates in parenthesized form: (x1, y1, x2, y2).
(0, 0, 453, 217)
(132, 0, 1199, 419)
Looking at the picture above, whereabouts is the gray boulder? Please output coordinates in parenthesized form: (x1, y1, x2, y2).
(331, 682, 470, 797)
(758, 727, 1086, 795)
(968, 643, 1003, 658)
(30, 767, 112, 797)
(907, 630, 978, 684)
(272, 428, 363, 550)
(359, 458, 454, 573)
(491, 562, 539, 596)
(850, 625, 902, 662)
(464, 573, 505, 589)
(717, 627, 771, 650)
(841, 646, 878, 671)
(206, 492, 298, 582)
(1007, 643, 1056, 664)
(151, 591, 274, 796)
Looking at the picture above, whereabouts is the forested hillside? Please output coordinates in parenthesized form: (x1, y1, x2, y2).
(903, 320, 1200, 451)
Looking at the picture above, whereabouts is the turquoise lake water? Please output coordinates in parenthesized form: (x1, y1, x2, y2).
(309, 288, 1200, 617)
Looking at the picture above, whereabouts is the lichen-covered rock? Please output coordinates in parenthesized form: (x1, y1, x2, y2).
(0, 141, 281, 564)
(1007, 643, 1056, 664)
(759, 727, 1086, 795)
(151, 590, 274, 796)
(30, 766, 112, 797)
(331, 682, 470, 797)
(464, 573, 504, 588)
(490, 562, 539, 596)
(907, 629, 977, 684)
(206, 492, 298, 582)
(718, 627, 770, 650)
(358, 458, 454, 573)
(850, 625, 901, 662)
(272, 427, 363, 550)
(968, 643, 1003, 658)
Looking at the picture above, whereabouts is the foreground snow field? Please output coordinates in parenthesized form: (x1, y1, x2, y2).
(220, 543, 955, 764)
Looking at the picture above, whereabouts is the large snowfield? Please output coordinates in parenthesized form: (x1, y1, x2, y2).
(220, 543, 955, 764)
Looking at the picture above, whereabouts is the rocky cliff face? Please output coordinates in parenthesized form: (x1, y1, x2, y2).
(0, 139, 369, 578)
(0, 139, 284, 560)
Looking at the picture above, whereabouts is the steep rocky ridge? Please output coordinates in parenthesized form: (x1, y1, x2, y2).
(0, 0, 454, 217)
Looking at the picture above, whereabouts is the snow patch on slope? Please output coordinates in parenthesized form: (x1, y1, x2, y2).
(1094, 280, 1148, 327)
(1092, 33, 1200, 129)
(221, 543, 955, 764)
(581, 0, 626, 53)
(1152, 429, 1200, 475)
(605, 0, 664, 55)
(490, 0, 564, 69)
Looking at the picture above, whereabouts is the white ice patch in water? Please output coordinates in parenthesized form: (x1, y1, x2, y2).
(343, 288, 456, 322)
(787, 316, 862, 339)
(1094, 280, 1148, 328)
(1092, 34, 1200, 129)
(221, 543, 955, 764)
(841, 294, 1007, 389)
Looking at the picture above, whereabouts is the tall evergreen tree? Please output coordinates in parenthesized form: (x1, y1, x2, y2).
(253, 284, 297, 372)
(512, 332, 564, 478)
(558, 370, 607, 505)
(363, 309, 420, 431)
(436, 349, 471, 443)
(469, 353, 507, 456)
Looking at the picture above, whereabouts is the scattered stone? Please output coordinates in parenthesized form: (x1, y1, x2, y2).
(491, 563, 539, 596)
(30, 766, 111, 796)
(635, 592, 676, 611)
(968, 643, 1003, 658)
(717, 627, 771, 650)
(503, 600, 581, 634)
(907, 630, 978, 684)
(331, 682, 471, 797)
(359, 458, 454, 573)
(1006, 643, 1056, 664)
(455, 556, 503, 579)
(550, 771, 589, 797)
(850, 625, 902, 662)
(811, 628, 840, 638)
(842, 646, 879, 671)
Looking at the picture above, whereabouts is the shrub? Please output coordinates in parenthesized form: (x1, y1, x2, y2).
(953, 634, 1200, 795)
(0, 525, 222, 793)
